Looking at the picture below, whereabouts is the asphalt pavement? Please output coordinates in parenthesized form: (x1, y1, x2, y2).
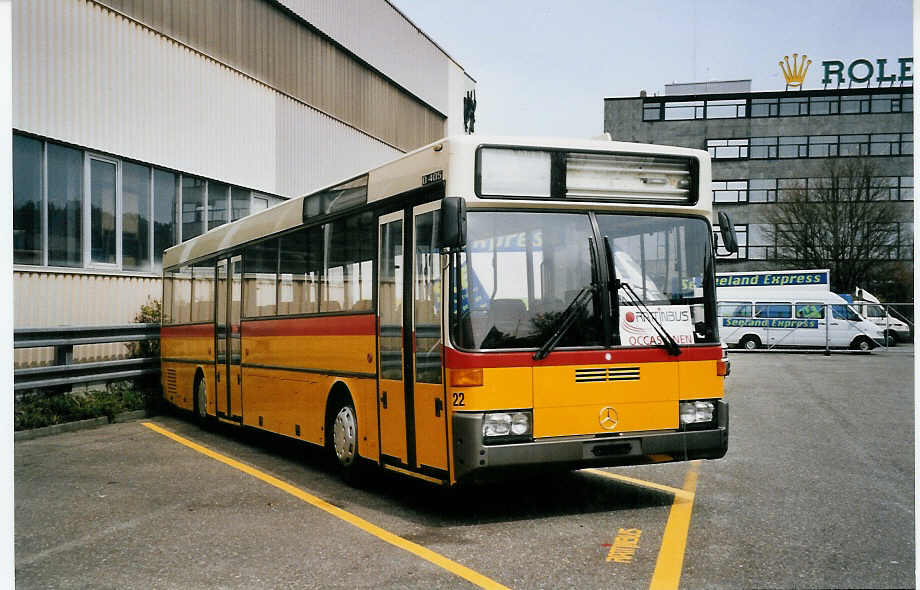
(14, 347, 915, 589)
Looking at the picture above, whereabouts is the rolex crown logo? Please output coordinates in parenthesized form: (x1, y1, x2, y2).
(779, 53, 812, 88)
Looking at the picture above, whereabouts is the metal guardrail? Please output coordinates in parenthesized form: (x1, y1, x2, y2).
(14, 324, 160, 391)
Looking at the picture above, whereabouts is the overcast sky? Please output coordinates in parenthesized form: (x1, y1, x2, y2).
(389, 0, 914, 138)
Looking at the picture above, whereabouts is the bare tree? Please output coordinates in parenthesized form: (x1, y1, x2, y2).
(764, 158, 902, 294)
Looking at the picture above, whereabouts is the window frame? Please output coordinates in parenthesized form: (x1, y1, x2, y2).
(83, 152, 122, 270)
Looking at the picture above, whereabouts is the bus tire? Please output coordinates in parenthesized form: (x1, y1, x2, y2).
(739, 335, 761, 350)
(193, 372, 208, 426)
(851, 336, 875, 351)
(327, 394, 363, 485)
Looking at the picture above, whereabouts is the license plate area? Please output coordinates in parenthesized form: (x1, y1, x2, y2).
(584, 439, 639, 459)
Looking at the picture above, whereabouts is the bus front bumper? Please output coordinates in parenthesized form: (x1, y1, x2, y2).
(452, 401, 728, 483)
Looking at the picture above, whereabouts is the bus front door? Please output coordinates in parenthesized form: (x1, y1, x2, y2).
(378, 213, 409, 465)
(216, 256, 243, 424)
(410, 204, 448, 477)
(377, 204, 449, 480)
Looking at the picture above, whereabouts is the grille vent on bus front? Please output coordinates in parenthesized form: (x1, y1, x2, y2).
(574, 367, 640, 383)
(165, 368, 178, 397)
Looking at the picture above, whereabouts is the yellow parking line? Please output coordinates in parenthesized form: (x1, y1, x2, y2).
(649, 461, 699, 590)
(583, 468, 692, 500)
(141, 422, 509, 590)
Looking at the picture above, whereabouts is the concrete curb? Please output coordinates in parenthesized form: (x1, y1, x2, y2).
(14, 409, 155, 441)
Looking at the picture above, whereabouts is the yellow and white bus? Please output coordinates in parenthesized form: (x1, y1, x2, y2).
(160, 135, 732, 485)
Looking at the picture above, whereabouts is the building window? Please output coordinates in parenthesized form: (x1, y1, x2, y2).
(641, 92, 911, 122)
(664, 100, 704, 120)
(208, 181, 229, 229)
(231, 186, 250, 221)
(749, 137, 777, 159)
(12, 133, 285, 272)
(153, 169, 177, 268)
(707, 139, 749, 159)
(713, 180, 748, 203)
(808, 96, 839, 115)
(712, 133, 912, 161)
(89, 157, 118, 266)
(13, 135, 43, 265)
(750, 98, 778, 117)
(47, 144, 83, 267)
(779, 96, 808, 116)
(122, 162, 151, 271)
(642, 103, 662, 121)
(706, 99, 746, 119)
(840, 94, 870, 114)
(181, 176, 205, 241)
(748, 179, 777, 203)
(808, 136, 838, 158)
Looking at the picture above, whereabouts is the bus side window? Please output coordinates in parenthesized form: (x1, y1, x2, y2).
(191, 259, 215, 322)
(243, 239, 278, 317)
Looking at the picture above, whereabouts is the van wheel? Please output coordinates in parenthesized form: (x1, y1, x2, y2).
(883, 330, 898, 347)
(740, 335, 761, 350)
(851, 336, 874, 351)
(327, 397, 364, 485)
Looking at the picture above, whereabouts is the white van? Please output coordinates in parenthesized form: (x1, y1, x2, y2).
(716, 270, 883, 351)
(852, 287, 911, 345)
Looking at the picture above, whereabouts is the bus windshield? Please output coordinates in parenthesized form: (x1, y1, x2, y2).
(451, 211, 716, 350)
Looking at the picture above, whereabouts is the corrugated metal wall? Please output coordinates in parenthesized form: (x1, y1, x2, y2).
(13, 0, 404, 198)
(276, 0, 452, 116)
(14, 271, 162, 367)
(92, 0, 447, 153)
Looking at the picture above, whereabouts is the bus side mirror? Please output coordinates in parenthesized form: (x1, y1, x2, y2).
(438, 197, 467, 249)
(717, 212, 738, 254)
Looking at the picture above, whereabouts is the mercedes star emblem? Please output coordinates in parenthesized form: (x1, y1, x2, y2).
(599, 406, 618, 430)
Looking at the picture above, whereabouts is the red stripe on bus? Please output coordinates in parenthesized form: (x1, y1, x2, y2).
(242, 314, 376, 338)
(444, 345, 723, 369)
(161, 324, 214, 338)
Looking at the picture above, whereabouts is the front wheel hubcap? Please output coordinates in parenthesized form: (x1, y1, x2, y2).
(333, 406, 357, 466)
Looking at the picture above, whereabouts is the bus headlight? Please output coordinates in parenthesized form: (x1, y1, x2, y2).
(483, 411, 532, 440)
(679, 400, 715, 425)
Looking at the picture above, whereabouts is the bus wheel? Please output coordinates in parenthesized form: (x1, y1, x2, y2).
(740, 335, 761, 350)
(193, 374, 208, 425)
(851, 336, 874, 351)
(328, 399, 363, 484)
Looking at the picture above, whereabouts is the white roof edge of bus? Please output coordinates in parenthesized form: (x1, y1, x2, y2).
(162, 135, 712, 269)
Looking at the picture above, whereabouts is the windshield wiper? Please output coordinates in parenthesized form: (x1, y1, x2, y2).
(602, 237, 620, 346)
(533, 284, 595, 361)
(617, 280, 683, 356)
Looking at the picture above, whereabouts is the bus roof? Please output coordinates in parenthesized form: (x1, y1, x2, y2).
(163, 135, 712, 269)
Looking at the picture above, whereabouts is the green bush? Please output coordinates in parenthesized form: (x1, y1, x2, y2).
(14, 381, 154, 431)
(126, 297, 161, 358)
